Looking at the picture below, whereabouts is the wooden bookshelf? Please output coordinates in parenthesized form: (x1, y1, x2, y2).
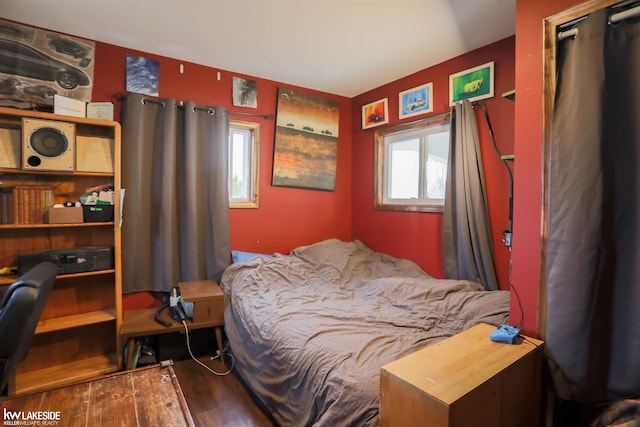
(0, 106, 122, 395)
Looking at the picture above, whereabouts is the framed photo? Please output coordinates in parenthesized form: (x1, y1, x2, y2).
(362, 98, 389, 129)
(232, 76, 257, 108)
(0, 18, 95, 105)
(126, 53, 159, 97)
(449, 61, 494, 105)
(399, 83, 433, 119)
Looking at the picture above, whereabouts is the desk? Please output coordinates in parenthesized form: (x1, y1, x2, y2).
(0, 361, 194, 427)
(121, 280, 224, 370)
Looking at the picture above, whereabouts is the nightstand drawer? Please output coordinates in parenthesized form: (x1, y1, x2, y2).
(180, 280, 224, 324)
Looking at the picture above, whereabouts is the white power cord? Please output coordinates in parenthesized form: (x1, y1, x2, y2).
(182, 320, 234, 376)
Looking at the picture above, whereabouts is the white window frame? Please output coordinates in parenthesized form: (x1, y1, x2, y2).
(229, 121, 259, 208)
(374, 112, 450, 213)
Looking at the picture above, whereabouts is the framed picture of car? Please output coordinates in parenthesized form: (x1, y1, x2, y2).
(399, 82, 433, 119)
(0, 18, 95, 105)
(449, 61, 494, 106)
(362, 98, 388, 129)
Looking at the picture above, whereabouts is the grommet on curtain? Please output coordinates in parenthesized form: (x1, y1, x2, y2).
(192, 106, 215, 115)
(142, 98, 166, 108)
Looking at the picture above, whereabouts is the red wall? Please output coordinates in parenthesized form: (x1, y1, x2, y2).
(14, 20, 523, 317)
(88, 42, 353, 308)
(351, 38, 515, 292)
(94, 0, 588, 334)
(512, 0, 584, 335)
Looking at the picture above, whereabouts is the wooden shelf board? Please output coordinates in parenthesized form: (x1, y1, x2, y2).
(0, 269, 116, 286)
(35, 309, 117, 334)
(0, 106, 120, 127)
(0, 167, 115, 177)
(0, 222, 115, 230)
(502, 89, 516, 100)
(13, 353, 119, 396)
(0, 276, 16, 285)
(58, 269, 116, 279)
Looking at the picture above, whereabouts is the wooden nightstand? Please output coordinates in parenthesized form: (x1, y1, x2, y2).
(121, 280, 224, 369)
(379, 323, 544, 427)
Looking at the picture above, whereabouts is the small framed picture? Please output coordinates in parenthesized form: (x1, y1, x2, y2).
(399, 83, 433, 119)
(126, 53, 160, 97)
(362, 98, 389, 129)
(232, 76, 258, 108)
(449, 61, 494, 105)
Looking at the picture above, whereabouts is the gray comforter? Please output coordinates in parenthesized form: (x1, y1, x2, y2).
(220, 239, 510, 426)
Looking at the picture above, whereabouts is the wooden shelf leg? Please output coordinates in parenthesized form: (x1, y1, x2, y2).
(214, 326, 224, 362)
(126, 338, 136, 370)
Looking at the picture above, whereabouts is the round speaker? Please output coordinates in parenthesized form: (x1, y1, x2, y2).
(29, 127, 69, 158)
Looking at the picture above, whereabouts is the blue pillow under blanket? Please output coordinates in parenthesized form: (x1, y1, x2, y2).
(231, 250, 272, 263)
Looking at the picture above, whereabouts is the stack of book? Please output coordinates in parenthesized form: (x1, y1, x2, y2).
(0, 185, 53, 224)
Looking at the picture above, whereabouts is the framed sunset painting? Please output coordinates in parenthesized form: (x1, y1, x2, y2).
(272, 88, 340, 191)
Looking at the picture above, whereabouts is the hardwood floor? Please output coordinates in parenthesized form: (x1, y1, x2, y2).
(173, 356, 277, 427)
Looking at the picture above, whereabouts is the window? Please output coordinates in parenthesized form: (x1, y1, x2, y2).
(229, 121, 259, 208)
(374, 112, 450, 212)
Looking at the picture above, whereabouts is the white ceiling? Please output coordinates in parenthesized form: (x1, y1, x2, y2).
(1, 0, 516, 98)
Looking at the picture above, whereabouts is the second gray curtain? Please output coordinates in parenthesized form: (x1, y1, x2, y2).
(547, 7, 640, 401)
(120, 93, 231, 294)
(442, 100, 498, 291)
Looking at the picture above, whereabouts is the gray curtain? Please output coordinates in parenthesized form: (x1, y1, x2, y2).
(547, 7, 640, 401)
(120, 92, 230, 294)
(442, 100, 498, 291)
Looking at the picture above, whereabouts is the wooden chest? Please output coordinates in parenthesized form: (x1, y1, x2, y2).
(0, 361, 194, 426)
(379, 323, 544, 427)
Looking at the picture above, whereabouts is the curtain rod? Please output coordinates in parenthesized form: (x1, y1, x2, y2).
(557, 2, 640, 40)
(229, 110, 274, 119)
(114, 93, 274, 119)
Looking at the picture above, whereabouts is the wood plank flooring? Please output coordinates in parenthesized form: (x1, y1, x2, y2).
(173, 356, 277, 427)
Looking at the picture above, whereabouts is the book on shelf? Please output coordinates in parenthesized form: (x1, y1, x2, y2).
(0, 190, 14, 224)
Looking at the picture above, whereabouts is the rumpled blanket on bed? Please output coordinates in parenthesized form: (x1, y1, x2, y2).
(220, 239, 510, 426)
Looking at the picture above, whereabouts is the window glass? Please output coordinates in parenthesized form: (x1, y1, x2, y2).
(388, 137, 420, 199)
(424, 130, 449, 200)
(375, 113, 450, 212)
(229, 121, 259, 208)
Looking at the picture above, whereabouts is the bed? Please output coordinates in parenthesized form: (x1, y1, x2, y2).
(220, 239, 511, 426)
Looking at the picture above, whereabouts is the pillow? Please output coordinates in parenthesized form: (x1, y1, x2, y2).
(289, 238, 345, 256)
(231, 250, 272, 263)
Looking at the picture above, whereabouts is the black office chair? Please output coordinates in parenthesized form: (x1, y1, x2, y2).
(0, 261, 57, 394)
